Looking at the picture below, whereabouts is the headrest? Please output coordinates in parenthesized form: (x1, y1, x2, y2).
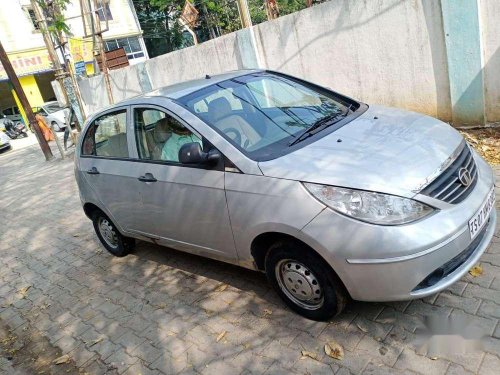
(153, 117, 171, 143)
(207, 97, 232, 122)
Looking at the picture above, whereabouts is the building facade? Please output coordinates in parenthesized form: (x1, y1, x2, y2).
(0, 0, 148, 115)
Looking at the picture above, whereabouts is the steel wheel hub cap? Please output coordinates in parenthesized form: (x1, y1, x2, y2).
(99, 218, 118, 248)
(276, 260, 324, 310)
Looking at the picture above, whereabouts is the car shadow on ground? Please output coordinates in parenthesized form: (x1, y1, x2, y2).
(131, 237, 392, 325)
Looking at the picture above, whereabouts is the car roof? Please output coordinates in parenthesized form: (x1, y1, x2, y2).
(108, 69, 263, 108)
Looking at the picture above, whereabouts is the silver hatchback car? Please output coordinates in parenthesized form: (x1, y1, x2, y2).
(75, 70, 496, 321)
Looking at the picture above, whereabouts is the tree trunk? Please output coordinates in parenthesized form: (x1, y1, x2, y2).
(164, 8, 172, 52)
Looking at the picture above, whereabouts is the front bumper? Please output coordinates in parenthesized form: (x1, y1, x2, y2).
(301, 151, 496, 302)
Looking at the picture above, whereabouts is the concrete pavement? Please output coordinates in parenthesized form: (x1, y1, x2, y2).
(0, 144, 499, 374)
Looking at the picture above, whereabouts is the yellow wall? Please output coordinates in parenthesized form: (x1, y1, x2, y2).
(12, 89, 28, 126)
(85, 63, 95, 76)
(19, 75, 43, 107)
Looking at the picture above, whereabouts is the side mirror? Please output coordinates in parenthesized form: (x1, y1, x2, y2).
(178, 142, 221, 165)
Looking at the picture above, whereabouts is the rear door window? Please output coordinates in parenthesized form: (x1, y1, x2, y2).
(82, 110, 128, 158)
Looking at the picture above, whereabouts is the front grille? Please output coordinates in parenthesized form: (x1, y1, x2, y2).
(420, 143, 477, 204)
(413, 220, 489, 291)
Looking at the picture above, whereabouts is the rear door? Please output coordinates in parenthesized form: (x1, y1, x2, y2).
(129, 104, 238, 260)
(79, 107, 141, 231)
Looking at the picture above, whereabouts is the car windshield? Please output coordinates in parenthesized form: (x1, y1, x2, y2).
(178, 72, 354, 160)
(44, 103, 63, 113)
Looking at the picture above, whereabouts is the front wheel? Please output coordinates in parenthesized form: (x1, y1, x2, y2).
(92, 211, 134, 257)
(265, 241, 347, 321)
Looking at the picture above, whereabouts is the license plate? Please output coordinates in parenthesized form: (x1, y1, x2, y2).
(469, 188, 495, 240)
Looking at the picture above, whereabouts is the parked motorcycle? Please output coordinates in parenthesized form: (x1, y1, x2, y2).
(3, 117, 28, 139)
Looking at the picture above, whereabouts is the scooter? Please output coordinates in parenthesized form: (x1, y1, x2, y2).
(3, 118, 28, 139)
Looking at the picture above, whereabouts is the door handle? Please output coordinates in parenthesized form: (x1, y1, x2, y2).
(86, 167, 100, 175)
(138, 173, 157, 182)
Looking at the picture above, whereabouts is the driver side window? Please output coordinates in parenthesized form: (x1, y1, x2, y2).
(134, 108, 202, 163)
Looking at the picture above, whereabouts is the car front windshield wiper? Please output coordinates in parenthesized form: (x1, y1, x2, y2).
(288, 106, 352, 147)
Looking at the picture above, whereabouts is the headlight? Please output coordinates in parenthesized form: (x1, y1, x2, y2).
(303, 183, 434, 225)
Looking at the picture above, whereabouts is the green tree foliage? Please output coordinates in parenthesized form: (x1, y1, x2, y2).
(248, 0, 310, 24)
(36, 0, 72, 35)
(133, 0, 319, 57)
(200, 1, 241, 35)
(277, 0, 309, 16)
(133, 0, 188, 56)
(248, 0, 267, 24)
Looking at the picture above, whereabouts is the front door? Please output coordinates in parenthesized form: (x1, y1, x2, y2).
(130, 106, 237, 260)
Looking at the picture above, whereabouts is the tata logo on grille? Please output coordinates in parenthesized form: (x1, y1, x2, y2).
(458, 167, 473, 187)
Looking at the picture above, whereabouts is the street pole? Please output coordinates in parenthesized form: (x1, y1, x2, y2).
(236, 0, 252, 28)
(31, 0, 86, 130)
(91, 0, 114, 105)
(0, 41, 53, 161)
(30, 0, 68, 104)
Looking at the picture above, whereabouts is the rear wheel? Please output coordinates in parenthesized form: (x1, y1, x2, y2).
(92, 211, 134, 257)
(265, 241, 347, 321)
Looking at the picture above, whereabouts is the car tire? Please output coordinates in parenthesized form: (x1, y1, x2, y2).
(92, 210, 135, 257)
(265, 240, 347, 321)
(51, 121, 61, 132)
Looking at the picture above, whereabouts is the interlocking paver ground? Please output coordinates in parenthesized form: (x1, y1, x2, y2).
(0, 144, 499, 375)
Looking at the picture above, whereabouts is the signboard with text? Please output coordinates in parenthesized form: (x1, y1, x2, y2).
(0, 49, 53, 80)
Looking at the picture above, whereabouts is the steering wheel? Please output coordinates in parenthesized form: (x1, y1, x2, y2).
(223, 127, 242, 146)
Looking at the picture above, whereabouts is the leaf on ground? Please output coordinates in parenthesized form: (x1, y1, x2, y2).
(356, 323, 368, 333)
(460, 129, 500, 165)
(214, 284, 228, 293)
(300, 350, 319, 361)
(82, 312, 95, 321)
(379, 346, 388, 356)
(72, 233, 80, 237)
(324, 341, 344, 360)
(216, 331, 227, 343)
(88, 337, 103, 347)
(17, 285, 31, 298)
(262, 309, 273, 317)
(469, 264, 483, 277)
(53, 354, 70, 365)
